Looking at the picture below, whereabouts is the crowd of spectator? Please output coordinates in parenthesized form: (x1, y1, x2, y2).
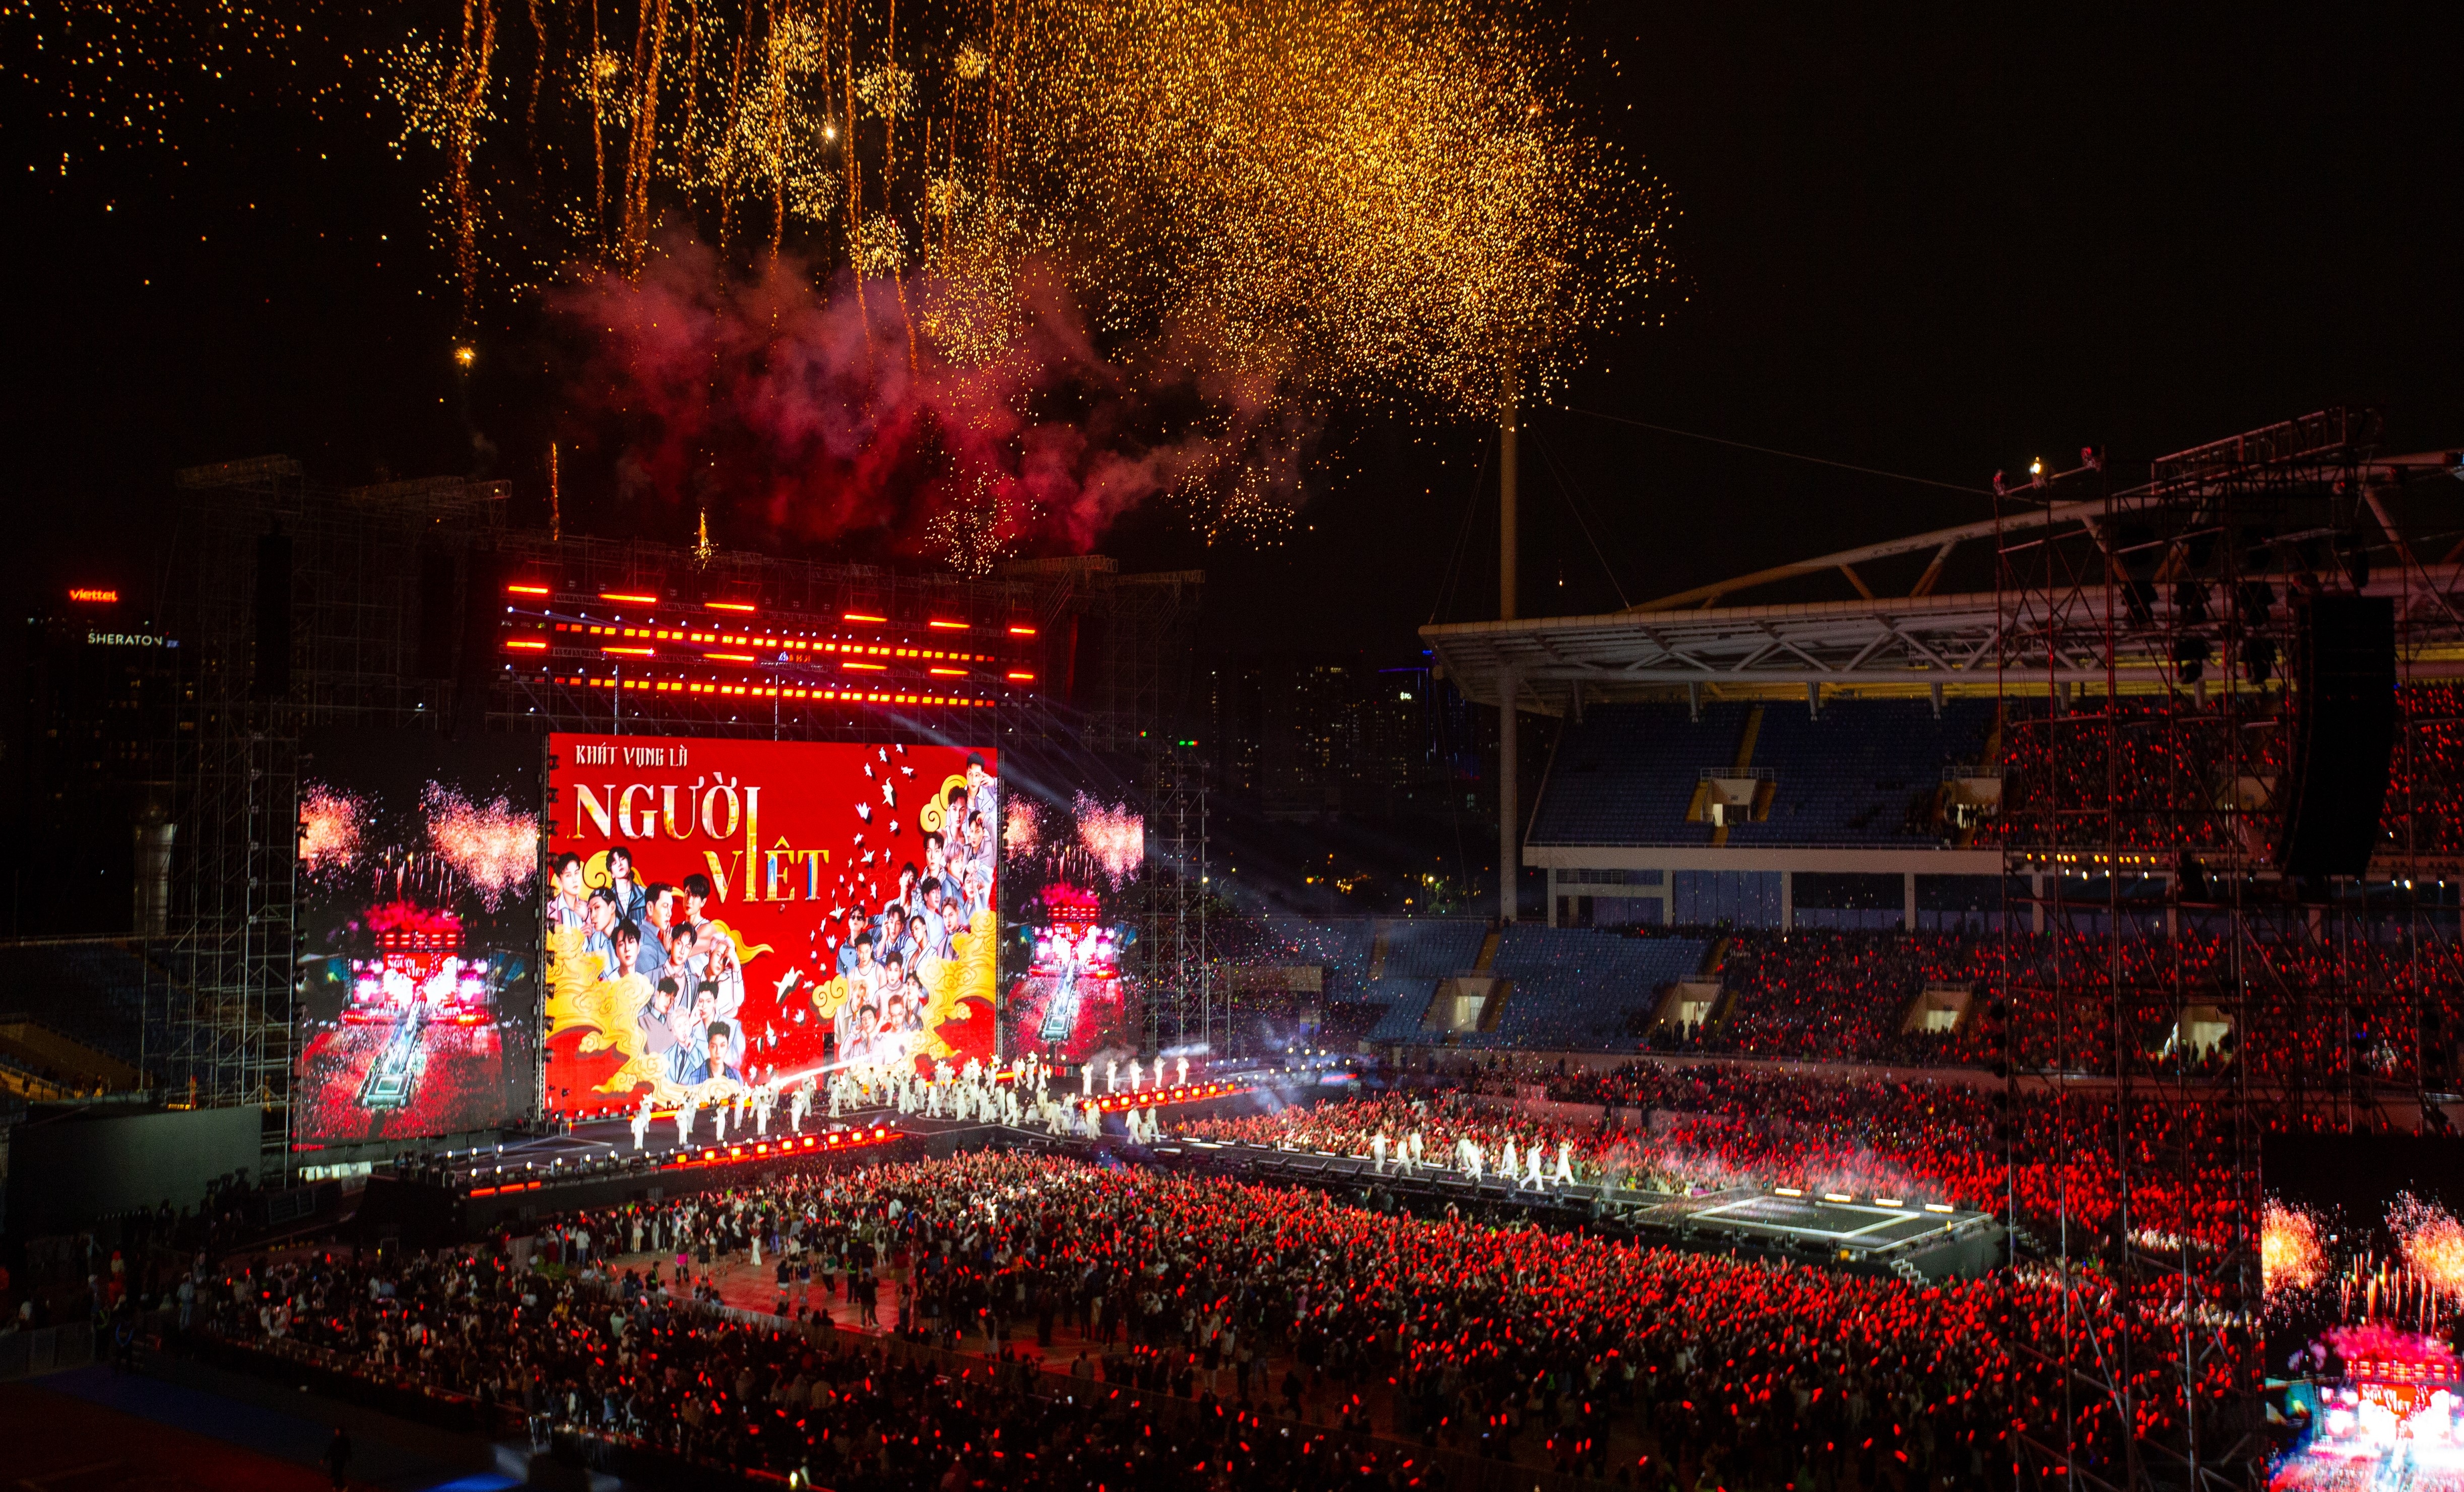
(1567, 925, 2462, 1092)
(179, 1150, 2157, 1491)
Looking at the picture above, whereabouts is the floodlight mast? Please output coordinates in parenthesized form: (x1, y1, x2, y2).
(1499, 370, 1520, 923)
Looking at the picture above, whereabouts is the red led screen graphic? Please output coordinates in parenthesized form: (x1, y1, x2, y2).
(542, 735, 999, 1114)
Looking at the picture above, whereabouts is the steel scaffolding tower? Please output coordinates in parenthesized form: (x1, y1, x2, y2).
(1993, 409, 2444, 1492)
(163, 461, 507, 1161)
(1142, 743, 1210, 1053)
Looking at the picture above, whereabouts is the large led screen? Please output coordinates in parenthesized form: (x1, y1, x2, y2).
(542, 735, 999, 1114)
(293, 732, 543, 1141)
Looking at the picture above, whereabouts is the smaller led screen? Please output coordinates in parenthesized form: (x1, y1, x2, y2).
(292, 732, 542, 1141)
(2261, 1131, 2464, 1490)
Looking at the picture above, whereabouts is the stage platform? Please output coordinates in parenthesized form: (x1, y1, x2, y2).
(1180, 1140, 2004, 1282)
(350, 1077, 1283, 1237)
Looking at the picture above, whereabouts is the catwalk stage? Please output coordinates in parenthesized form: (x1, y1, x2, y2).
(1173, 1139, 2006, 1282)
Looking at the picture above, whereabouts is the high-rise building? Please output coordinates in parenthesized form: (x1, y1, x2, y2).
(5, 589, 188, 935)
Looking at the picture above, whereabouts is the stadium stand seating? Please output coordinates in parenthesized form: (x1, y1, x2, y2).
(1528, 699, 1996, 848)
(1526, 702, 1737, 846)
(1376, 918, 1486, 977)
(0, 940, 171, 1076)
(1258, 916, 1377, 996)
(1364, 983, 1439, 1042)
(1483, 927, 1707, 1049)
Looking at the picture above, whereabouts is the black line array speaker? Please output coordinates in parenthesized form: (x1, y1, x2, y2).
(2277, 594, 2396, 878)
(414, 548, 464, 678)
(250, 531, 294, 700)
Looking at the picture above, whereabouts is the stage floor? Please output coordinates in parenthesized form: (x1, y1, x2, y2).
(1646, 1189, 1974, 1250)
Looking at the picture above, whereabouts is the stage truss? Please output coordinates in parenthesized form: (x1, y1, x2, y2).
(1142, 742, 1211, 1055)
(160, 460, 1204, 1175)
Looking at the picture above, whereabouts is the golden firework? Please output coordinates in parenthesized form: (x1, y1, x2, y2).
(20, 0, 1668, 545)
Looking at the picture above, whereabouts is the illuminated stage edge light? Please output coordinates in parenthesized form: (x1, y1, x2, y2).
(463, 1124, 901, 1197)
(1079, 1081, 1252, 1114)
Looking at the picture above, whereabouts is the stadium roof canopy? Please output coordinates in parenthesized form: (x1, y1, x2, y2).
(1422, 409, 2464, 716)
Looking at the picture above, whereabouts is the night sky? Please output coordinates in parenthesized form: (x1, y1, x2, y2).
(7, 4, 2460, 661)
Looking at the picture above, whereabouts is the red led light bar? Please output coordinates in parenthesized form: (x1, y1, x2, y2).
(603, 645, 655, 658)
(842, 612, 886, 624)
(600, 591, 659, 604)
(706, 601, 757, 613)
(504, 638, 548, 651)
(506, 583, 551, 596)
(1006, 671, 1036, 682)
(929, 667, 967, 677)
(1006, 624, 1038, 636)
(927, 619, 968, 630)
(708, 652, 757, 663)
(842, 661, 886, 671)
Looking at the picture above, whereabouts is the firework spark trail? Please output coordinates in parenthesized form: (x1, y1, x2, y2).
(10, 0, 1667, 558)
(421, 782, 540, 910)
(1071, 793, 1143, 882)
(2262, 1198, 2329, 1299)
(298, 783, 368, 873)
(1002, 798, 1041, 856)
(2390, 1193, 2464, 1304)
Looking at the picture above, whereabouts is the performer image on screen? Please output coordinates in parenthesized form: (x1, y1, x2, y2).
(964, 751, 998, 829)
(839, 1002, 879, 1064)
(631, 902, 669, 981)
(833, 908, 867, 978)
(674, 987, 726, 1083)
(681, 873, 715, 937)
(645, 881, 678, 943)
(669, 922, 702, 1008)
(604, 844, 646, 926)
(910, 906, 949, 969)
(550, 853, 589, 928)
(700, 1021, 743, 1085)
(916, 881, 951, 962)
(700, 917, 745, 1016)
(641, 977, 682, 1073)
(610, 922, 643, 987)
(875, 950, 906, 1026)
(846, 930, 883, 1006)
(584, 887, 621, 976)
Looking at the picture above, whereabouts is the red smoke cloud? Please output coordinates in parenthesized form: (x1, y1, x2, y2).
(552, 239, 1308, 556)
